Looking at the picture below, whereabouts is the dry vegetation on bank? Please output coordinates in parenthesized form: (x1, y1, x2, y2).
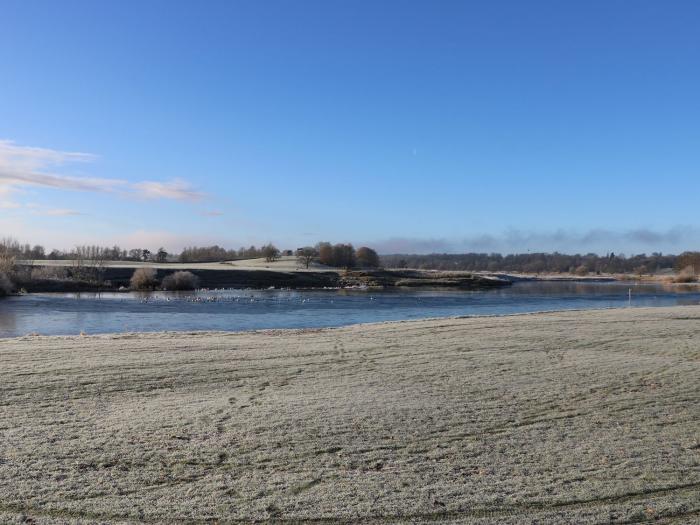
(1, 307, 699, 524)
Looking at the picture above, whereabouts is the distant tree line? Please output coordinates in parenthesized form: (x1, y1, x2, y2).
(5, 237, 696, 275)
(0, 238, 380, 268)
(1, 239, 47, 260)
(179, 242, 381, 268)
(2, 240, 170, 263)
(178, 244, 284, 263)
(380, 252, 685, 275)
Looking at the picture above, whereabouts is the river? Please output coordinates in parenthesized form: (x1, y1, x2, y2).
(1, 281, 699, 338)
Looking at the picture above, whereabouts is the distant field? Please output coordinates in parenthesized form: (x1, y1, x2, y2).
(17, 255, 338, 273)
(1, 307, 699, 523)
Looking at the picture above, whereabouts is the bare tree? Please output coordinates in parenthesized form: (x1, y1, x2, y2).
(332, 243, 356, 269)
(261, 243, 280, 263)
(315, 242, 356, 268)
(676, 252, 700, 274)
(356, 247, 380, 268)
(0, 238, 17, 294)
(156, 247, 168, 263)
(71, 246, 109, 282)
(296, 247, 318, 269)
(0, 239, 16, 275)
(317, 242, 333, 266)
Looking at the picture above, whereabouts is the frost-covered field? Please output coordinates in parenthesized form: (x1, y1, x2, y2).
(1, 307, 698, 524)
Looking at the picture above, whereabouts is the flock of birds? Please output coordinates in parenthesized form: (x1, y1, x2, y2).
(133, 290, 378, 305)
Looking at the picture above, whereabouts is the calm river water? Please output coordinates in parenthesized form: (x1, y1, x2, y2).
(1, 281, 699, 338)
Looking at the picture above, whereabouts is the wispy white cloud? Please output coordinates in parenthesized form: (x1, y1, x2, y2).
(200, 210, 224, 216)
(0, 140, 95, 167)
(0, 140, 203, 202)
(38, 208, 84, 216)
(132, 179, 204, 201)
(0, 140, 118, 192)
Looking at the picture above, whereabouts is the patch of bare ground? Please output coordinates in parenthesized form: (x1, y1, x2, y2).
(1, 307, 699, 523)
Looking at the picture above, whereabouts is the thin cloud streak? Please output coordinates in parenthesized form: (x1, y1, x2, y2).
(0, 140, 95, 167)
(0, 140, 203, 201)
(132, 179, 205, 201)
(38, 208, 84, 216)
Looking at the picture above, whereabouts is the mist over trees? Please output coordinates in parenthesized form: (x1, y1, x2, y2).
(380, 252, 681, 274)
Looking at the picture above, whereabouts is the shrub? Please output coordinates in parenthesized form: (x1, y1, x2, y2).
(633, 265, 648, 276)
(574, 265, 589, 276)
(130, 267, 158, 290)
(673, 265, 697, 283)
(0, 272, 13, 296)
(31, 266, 69, 280)
(162, 271, 199, 290)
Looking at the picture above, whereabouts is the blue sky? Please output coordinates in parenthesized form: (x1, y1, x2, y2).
(1, 1, 699, 254)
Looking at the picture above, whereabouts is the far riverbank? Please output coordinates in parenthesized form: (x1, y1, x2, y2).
(11, 265, 512, 293)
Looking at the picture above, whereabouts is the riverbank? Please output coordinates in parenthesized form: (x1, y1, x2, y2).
(13, 265, 511, 292)
(1, 306, 698, 523)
